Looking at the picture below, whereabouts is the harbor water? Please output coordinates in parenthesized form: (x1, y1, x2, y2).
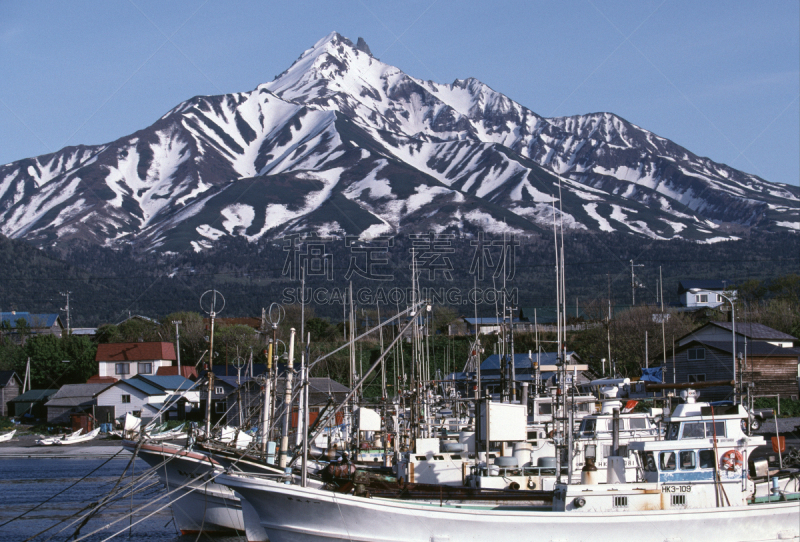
(0, 458, 245, 542)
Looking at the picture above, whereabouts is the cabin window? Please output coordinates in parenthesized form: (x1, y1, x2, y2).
(579, 419, 596, 436)
(642, 451, 657, 472)
(659, 451, 677, 471)
(137, 362, 152, 374)
(115, 363, 130, 375)
(121, 394, 131, 404)
(688, 374, 706, 382)
(680, 451, 696, 470)
(603, 445, 629, 458)
(538, 403, 552, 415)
(666, 423, 680, 440)
(687, 349, 705, 361)
(682, 422, 706, 439)
(682, 421, 725, 439)
(629, 418, 648, 430)
(699, 450, 715, 469)
(707, 421, 726, 438)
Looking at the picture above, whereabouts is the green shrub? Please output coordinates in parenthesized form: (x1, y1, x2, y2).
(753, 397, 800, 418)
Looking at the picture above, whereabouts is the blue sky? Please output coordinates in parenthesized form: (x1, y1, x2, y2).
(1, 0, 798, 186)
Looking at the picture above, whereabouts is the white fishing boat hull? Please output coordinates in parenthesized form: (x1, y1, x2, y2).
(220, 474, 800, 542)
(0, 429, 16, 442)
(36, 428, 83, 446)
(55, 427, 101, 445)
(127, 441, 268, 542)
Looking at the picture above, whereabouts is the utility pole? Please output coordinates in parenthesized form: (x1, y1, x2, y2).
(630, 260, 644, 306)
(60, 291, 71, 334)
(172, 320, 182, 374)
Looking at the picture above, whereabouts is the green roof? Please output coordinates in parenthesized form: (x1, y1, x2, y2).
(11, 389, 59, 402)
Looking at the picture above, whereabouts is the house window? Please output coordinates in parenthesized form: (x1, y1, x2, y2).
(214, 402, 226, 414)
(687, 348, 705, 361)
(688, 374, 706, 383)
(215, 386, 224, 395)
(695, 294, 708, 303)
(121, 394, 131, 404)
(716, 294, 723, 302)
(138, 362, 152, 374)
(115, 363, 130, 375)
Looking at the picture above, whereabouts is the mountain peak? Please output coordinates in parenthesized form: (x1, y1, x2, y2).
(355, 37, 373, 57)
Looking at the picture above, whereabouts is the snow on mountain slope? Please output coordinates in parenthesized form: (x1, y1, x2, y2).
(0, 31, 796, 253)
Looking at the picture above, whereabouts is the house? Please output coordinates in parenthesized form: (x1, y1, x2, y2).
(677, 280, 736, 309)
(224, 376, 350, 430)
(0, 312, 64, 344)
(156, 365, 198, 379)
(678, 321, 797, 349)
(9, 389, 58, 419)
(461, 317, 523, 336)
(669, 339, 800, 401)
(95, 374, 199, 425)
(0, 370, 21, 417)
(94, 342, 177, 381)
(44, 383, 113, 424)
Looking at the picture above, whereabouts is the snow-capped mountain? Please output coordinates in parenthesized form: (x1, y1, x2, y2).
(1, 32, 797, 253)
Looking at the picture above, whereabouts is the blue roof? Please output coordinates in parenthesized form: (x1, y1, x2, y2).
(480, 352, 575, 371)
(120, 378, 163, 396)
(133, 374, 196, 391)
(0, 312, 61, 328)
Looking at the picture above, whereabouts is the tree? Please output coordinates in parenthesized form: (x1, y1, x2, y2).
(95, 323, 122, 344)
(15, 334, 96, 388)
(159, 312, 208, 368)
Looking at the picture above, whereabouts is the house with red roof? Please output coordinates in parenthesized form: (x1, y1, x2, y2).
(95, 342, 177, 381)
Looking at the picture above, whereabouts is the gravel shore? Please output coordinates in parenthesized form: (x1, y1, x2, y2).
(0, 432, 130, 458)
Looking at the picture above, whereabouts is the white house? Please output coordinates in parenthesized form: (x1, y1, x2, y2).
(677, 280, 737, 309)
(96, 374, 199, 421)
(95, 342, 176, 380)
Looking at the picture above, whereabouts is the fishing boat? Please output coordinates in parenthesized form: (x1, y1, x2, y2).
(145, 422, 186, 441)
(0, 429, 16, 442)
(121, 438, 322, 542)
(54, 427, 101, 445)
(219, 391, 800, 542)
(36, 428, 83, 446)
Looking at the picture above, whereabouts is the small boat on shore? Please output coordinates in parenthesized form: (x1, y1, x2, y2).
(54, 427, 101, 445)
(0, 429, 16, 442)
(36, 428, 83, 446)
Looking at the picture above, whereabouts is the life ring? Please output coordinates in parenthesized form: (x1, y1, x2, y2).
(719, 449, 743, 472)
